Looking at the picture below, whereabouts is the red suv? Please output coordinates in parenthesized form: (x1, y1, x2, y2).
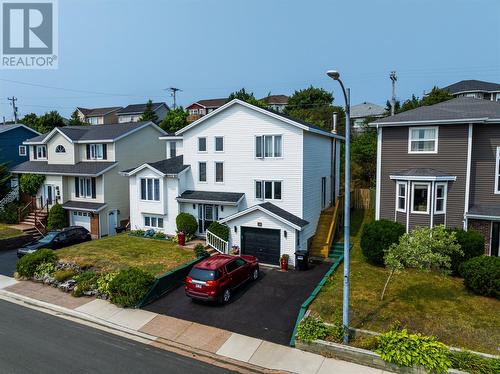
(185, 254, 259, 303)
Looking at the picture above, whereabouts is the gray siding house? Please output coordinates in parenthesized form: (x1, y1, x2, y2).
(371, 97, 500, 256)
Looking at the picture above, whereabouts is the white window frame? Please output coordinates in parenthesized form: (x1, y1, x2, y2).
(495, 147, 500, 194)
(144, 215, 164, 228)
(88, 117, 99, 125)
(190, 109, 199, 115)
(90, 144, 103, 160)
(18, 145, 26, 156)
(214, 136, 224, 152)
(396, 181, 407, 213)
(411, 182, 430, 214)
(214, 161, 224, 183)
(169, 141, 177, 158)
(140, 178, 160, 201)
(78, 177, 93, 199)
(255, 179, 282, 201)
(255, 134, 283, 159)
(36, 145, 47, 159)
(408, 126, 438, 154)
(198, 137, 207, 153)
(55, 145, 66, 153)
(434, 182, 447, 214)
(198, 161, 207, 183)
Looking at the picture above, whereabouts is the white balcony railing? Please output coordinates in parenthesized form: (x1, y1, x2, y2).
(206, 230, 229, 254)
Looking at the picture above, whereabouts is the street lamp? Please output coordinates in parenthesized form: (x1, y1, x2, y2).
(326, 69, 351, 344)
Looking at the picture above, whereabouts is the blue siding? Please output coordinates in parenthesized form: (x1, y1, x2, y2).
(0, 127, 39, 168)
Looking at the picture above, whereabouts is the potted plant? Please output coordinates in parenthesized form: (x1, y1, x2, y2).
(230, 245, 240, 256)
(280, 254, 289, 271)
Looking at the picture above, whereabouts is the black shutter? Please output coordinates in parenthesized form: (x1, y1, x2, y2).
(102, 144, 107, 160)
(91, 178, 96, 198)
(86, 144, 90, 160)
(33, 146, 37, 160)
(75, 177, 79, 197)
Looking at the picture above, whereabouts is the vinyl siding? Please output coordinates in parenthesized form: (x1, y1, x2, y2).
(0, 127, 37, 167)
(47, 133, 75, 164)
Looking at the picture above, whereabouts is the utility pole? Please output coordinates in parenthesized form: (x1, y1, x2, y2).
(167, 87, 182, 110)
(390, 71, 397, 116)
(7, 96, 18, 123)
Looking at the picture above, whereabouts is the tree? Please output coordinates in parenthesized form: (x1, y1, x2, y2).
(160, 107, 188, 133)
(139, 100, 159, 124)
(399, 94, 420, 112)
(47, 203, 68, 230)
(286, 86, 333, 110)
(396, 87, 453, 114)
(21, 113, 40, 132)
(19, 174, 45, 196)
(68, 109, 85, 126)
(38, 111, 65, 133)
(227, 88, 264, 107)
(0, 161, 11, 198)
(351, 118, 377, 187)
(381, 225, 462, 300)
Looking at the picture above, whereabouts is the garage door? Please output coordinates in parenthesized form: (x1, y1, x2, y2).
(71, 211, 91, 231)
(241, 227, 280, 265)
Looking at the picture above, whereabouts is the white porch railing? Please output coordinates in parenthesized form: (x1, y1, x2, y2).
(206, 230, 229, 254)
(0, 185, 19, 211)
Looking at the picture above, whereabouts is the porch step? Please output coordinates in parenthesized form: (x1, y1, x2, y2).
(309, 204, 340, 259)
(21, 227, 44, 241)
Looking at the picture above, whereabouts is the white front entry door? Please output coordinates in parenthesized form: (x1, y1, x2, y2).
(71, 211, 91, 231)
(108, 210, 117, 236)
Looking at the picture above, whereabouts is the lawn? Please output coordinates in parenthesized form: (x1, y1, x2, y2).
(57, 234, 197, 277)
(0, 224, 23, 240)
(310, 209, 500, 355)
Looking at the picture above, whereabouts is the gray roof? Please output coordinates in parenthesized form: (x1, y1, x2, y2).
(390, 168, 454, 177)
(177, 190, 245, 205)
(77, 106, 122, 117)
(117, 102, 168, 115)
(122, 155, 189, 175)
(351, 102, 386, 119)
(11, 161, 117, 176)
(62, 200, 107, 212)
(371, 97, 500, 126)
(467, 205, 500, 218)
(259, 202, 309, 228)
(443, 80, 500, 94)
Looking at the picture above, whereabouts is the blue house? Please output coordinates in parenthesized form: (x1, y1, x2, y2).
(0, 124, 41, 169)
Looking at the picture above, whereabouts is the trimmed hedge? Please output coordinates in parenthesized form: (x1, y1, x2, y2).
(16, 248, 57, 277)
(360, 219, 405, 266)
(207, 221, 229, 241)
(447, 228, 484, 274)
(176, 213, 198, 236)
(47, 203, 69, 230)
(460, 256, 500, 298)
(108, 268, 155, 307)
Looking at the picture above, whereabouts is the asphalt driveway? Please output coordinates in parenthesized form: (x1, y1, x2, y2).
(144, 262, 330, 345)
(0, 249, 18, 277)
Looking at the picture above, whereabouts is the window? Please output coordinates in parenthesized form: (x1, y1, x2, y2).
(198, 137, 207, 152)
(36, 145, 47, 159)
(215, 162, 224, 183)
(435, 183, 447, 214)
(255, 181, 262, 199)
(190, 109, 199, 115)
(144, 215, 164, 228)
(140, 178, 160, 201)
(215, 137, 224, 152)
(495, 147, 500, 194)
(396, 181, 407, 212)
(88, 117, 99, 125)
(256, 180, 282, 200)
(18, 145, 26, 156)
(198, 162, 207, 182)
(169, 141, 176, 158)
(409, 127, 438, 153)
(90, 144, 103, 160)
(76, 177, 95, 199)
(411, 183, 430, 213)
(256, 135, 282, 158)
(55, 145, 66, 153)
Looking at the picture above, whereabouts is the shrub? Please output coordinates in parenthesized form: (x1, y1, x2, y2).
(375, 329, 451, 373)
(97, 272, 119, 298)
(153, 231, 166, 239)
(460, 256, 500, 298)
(47, 203, 69, 230)
(72, 271, 99, 297)
(107, 268, 155, 307)
(129, 230, 144, 236)
(19, 174, 45, 196)
(447, 228, 484, 274)
(16, 249, 57, 277)
(176, 213, 198, 236)
(0, 200, 22, 224)
(194, 244, 209, 258)
(448, 350, 500, 374)
(53, 269, 76, 282)
(296, 316, 343, 343)
(33, 262, 56, 278)
(360, 219, 405, 266)
(207, 221, 229, 241)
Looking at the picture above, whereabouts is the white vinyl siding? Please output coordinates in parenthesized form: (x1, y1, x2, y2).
(408, 127, 438, 154)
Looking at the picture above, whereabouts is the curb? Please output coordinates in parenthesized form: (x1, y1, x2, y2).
(0, 289, 286, 374)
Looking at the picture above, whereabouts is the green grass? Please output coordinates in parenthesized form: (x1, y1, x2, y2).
(310, 210, 500, 355)
(57, 234, 197, 277)
(0, 224, 23, 240)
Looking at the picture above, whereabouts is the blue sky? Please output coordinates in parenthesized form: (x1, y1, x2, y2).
(0, 0, 499, 119)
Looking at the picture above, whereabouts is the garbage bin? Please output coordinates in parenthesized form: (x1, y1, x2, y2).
(295, 250, 309, 271)
(178, 231, 186, 246)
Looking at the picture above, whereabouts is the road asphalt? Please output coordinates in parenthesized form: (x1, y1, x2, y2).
(0, 299, 235, 374)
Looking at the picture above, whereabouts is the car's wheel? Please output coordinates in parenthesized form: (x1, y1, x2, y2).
(252, 267, 259, 281)
(220, 288, 231, 304)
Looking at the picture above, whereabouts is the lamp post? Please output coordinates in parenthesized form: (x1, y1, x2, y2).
(326, 70, 350, 344)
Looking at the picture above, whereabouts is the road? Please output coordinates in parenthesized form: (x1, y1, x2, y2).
(0, 299, 235, 374)
(0, 249, 17, 276)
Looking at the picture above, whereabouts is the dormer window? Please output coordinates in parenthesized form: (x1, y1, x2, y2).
(35, 145, 47, 159)
(408, 127, 438, 154)
(55, 145, 66, 153)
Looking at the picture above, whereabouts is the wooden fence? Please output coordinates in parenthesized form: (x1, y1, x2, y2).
(352, 188, 375, 210)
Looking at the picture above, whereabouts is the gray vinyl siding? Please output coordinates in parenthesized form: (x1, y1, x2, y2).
(379, 125, 468, 230)
(470, 123, 500, 207)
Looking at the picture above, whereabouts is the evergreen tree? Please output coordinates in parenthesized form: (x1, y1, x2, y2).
(68, 109, 85, 126)
(38, 111, 65, 133)
(227, 88, 264, 107)
(139, 100, 159, 124)
(21, 113, 40, 132)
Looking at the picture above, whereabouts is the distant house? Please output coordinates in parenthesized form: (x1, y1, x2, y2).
(186, 98, 227, 123)
(76, 107, 122, 125)
(261, 95, 289, 112)
(116, 102, 170, 123)
(442, 80, 500, 101)
(0, 124, 40, 168)
(351, 102, 385, 130)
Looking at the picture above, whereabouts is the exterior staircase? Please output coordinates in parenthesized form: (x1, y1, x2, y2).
(21, 226, 44, 241)
(20, 209, 48, 237)
(309, 197, 343, 261)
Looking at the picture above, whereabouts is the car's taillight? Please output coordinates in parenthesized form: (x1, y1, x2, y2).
(206, 280, 217, 287)
(186, 276, 193, 283)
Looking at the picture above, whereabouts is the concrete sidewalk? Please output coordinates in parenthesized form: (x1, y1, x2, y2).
(0, 275, 388, 374)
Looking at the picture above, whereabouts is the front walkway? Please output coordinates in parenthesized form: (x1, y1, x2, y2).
(0, 275, 388, 374)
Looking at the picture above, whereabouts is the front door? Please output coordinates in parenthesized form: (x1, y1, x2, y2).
(108, 210, 117, 236)
(198, 204, 218, 234)
(490, 222, 500, 256)
(42, 185, 56, 208)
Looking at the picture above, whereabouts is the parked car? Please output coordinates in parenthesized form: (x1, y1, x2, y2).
(185, 254, 259, 303)
(17, 226, 91, 258)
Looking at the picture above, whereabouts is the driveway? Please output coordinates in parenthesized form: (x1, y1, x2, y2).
(144, 262, 330, 345)
(0, 249, 18, 277)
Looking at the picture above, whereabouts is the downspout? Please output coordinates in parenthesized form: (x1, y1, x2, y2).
(430, 181, 435, 228)
(375, 124, 382, 220)
(464, 123, 473, 230)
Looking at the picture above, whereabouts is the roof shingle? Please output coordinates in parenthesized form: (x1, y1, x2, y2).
(11, 161, 117, 176)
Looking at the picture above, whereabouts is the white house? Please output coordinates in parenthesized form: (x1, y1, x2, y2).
(123, 99, 343, 266)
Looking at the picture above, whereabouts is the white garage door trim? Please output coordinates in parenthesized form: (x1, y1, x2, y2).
(71, 211, 91, 231)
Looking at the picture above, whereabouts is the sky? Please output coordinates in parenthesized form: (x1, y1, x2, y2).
(0, 0, 499, 120)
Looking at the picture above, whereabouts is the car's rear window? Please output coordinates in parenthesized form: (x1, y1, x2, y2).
(188, 267, 220, 281)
